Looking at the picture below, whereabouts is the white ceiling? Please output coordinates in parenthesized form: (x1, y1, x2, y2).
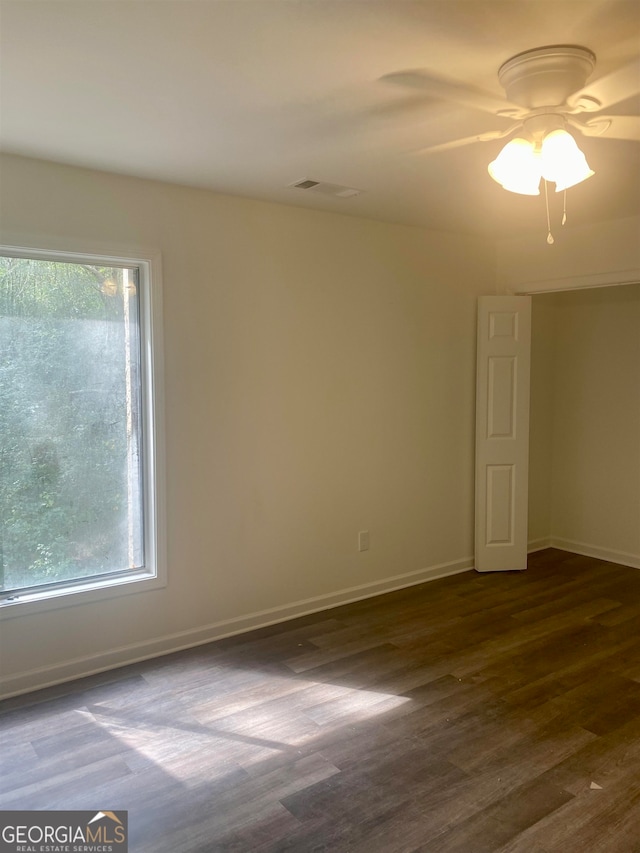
(1, 0, 639, 237)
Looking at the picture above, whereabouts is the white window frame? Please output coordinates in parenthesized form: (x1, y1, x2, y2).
(0, 244, 166, 617)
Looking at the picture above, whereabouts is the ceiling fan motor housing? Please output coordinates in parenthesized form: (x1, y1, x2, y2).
(498, 45, 596, 109)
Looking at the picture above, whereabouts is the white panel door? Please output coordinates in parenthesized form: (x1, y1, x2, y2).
(475, 295, 531, 572)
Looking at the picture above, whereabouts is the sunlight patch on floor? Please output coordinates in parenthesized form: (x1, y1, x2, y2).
(83, 670, 411, 785)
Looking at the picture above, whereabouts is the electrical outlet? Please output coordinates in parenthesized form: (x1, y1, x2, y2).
(358, 530, 370, 552)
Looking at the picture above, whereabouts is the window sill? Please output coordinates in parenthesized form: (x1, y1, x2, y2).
(0, 569, 166, 619)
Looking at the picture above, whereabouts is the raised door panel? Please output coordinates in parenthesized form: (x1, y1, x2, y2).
(475, 296, 531, 572)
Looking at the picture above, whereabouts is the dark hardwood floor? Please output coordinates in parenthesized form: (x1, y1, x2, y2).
(3, 548, 640, 852)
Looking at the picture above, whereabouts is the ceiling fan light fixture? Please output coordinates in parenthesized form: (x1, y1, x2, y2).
(488, 128, 595, 197)
(488, 137, 542, 195)
(539, 128, 595, 191)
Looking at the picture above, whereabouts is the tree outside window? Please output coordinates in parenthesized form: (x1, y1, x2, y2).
(0, 254, 145, 596)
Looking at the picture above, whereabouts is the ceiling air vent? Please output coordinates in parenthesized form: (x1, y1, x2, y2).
(289, 178, 363, 199)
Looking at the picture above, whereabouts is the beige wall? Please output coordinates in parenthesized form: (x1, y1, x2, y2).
(528, 296, 556, 544)
(0, 154, 495, 694)
(497, 215, 640, 293)
(529, 285, 640, 564)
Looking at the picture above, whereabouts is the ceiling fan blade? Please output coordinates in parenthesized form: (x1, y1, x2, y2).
(568, 57, 640, 112)
(568, 114, 640, 141)
(381, 70, 526, 119)
(415, 124, 522, 155)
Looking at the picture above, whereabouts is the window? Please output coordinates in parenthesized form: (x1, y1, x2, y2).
(0, 247, 164, 609)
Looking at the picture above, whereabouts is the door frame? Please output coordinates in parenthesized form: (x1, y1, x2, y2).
(475, 267, 640, 572)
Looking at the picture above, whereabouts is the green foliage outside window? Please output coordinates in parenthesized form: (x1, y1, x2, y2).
(0, 256, 143, 593)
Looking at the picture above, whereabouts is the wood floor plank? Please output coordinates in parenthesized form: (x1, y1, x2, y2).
(414, 777, 574, 853)
(3, 548, 640, 851)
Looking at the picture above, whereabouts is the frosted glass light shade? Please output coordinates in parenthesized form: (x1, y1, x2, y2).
(488, 138, 542, 195)
(540, 129, 594, 191)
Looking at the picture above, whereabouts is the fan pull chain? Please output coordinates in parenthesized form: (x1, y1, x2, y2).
(562, 189, 567, 225)
(545, 180, 554, 244)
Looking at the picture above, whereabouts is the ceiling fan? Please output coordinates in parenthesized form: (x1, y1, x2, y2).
(383, 45, 640, 153)
(383, 45, 640, 239)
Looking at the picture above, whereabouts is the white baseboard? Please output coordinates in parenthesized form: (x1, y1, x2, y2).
(0, 555, 474, 700)
(549, 537, 640, 570)
(528, 537, 640, 571)
(527, 538, 552, 553)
